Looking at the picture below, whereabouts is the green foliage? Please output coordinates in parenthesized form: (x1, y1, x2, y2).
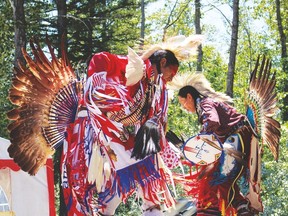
(147, 0, 195, 40)
(202, 46, 228, 92)
(0, 72, 13, 139)
(0, 0, 14, 138)
(168, 96, 199, 138)
(115, 194, 142, 215)
(261, 127, 288, 215)
(1, 0, 287, 214)
(25, 0, 55, 38)
(64, 0, 141, 63)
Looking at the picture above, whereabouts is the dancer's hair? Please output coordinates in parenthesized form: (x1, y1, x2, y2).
(178, 85, 203, 105)
(148, 50, 179, 74)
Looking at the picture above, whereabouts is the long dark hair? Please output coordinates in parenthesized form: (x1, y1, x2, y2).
(178, 85, 203, 106)
(148, 49, 179, 74)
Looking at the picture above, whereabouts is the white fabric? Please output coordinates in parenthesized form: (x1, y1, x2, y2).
(0, 138, 10, 159)
(108, 139, 139, 170)
(143, 208, 163, 216)
(99, 194, 122, 215)
(0, 137, 53, 216)
(99, 188, 164, 216)
(125, 47, 145, 86)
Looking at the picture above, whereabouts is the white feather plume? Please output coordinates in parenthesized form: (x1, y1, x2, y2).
(140, 35, 204, 61)
(167, 73, 233, 103)
(88, 144, 105, 192)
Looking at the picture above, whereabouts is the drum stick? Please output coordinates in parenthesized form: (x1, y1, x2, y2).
(200, 137, 222, 151)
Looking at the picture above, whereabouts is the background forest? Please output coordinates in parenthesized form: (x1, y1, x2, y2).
(0, 0, 287, 215)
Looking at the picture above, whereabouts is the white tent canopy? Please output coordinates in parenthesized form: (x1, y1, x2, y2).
(0, 137, 55, 216)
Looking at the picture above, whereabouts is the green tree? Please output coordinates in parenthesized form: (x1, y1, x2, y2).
(9, 0, 26, 67)
(226, 0, 240, 97)
(1, 0, 287, 215)
(261, 129, 288, 215)
(195, 0, 203, 71)
(61, 0, 141, 65)
(0, 0, 14, 138)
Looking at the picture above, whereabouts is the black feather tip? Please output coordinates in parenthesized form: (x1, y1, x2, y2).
(131, 117, 161, 160)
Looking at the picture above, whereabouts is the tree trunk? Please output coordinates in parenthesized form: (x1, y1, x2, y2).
(86, 1, 96, 63)
(194, 0, 202, 72)
(99, 0, 107, 51)
(54, 145, 67, 216)
(56, 0, 67, 57)
(140, 0, 145, 41)
(55, 1, 68, 215)
(9, 0, 26, 68)
(226, 0, 239, 97)
(140, 0, 145, 39)
(276, 0, 287, 66)
(275, 0, 288, 120)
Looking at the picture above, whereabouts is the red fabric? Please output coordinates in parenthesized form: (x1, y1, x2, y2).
(46, 159, 56, 216)
(88, 52, 127, 79)
(86, 51, 158, 151)
(123, 136, 135, 150)
(62, 119, 92, 215)
(87, 51, 152, 98)
(178, 162, 244, 214)
(160, 144, 179, 169)
(140, 168, 175, 208)
(0, 159, 21, 171)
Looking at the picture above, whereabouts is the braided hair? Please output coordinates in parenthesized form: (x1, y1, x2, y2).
(148, 50, 179, 74)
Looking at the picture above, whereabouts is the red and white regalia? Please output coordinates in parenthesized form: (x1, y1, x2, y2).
(61, 51, 179, 215)
(6, 35, 203, 216)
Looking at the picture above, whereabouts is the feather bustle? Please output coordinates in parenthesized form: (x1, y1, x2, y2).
(247, 56, 280, 161)
(7, 37, 77, 175)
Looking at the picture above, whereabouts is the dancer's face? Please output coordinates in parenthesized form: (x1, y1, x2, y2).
(178, 93, 196, 113)
(160, 58, 178, 82)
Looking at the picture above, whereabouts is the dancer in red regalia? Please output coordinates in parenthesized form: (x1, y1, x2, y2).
(6, 35, 203, 215)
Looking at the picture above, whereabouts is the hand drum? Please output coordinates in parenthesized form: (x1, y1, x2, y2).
(183, 133, 223, 165)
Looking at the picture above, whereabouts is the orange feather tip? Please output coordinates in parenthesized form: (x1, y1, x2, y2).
(9, 95, 23, 106)
(7, 109, 20, 120)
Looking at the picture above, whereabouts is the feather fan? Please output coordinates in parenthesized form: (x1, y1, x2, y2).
(246, 56, 281, 161)
(7, 37, 80, 175)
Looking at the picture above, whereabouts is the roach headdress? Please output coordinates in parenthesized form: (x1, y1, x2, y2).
(125, 35, 204, 86)
(167, 72, 233, 104)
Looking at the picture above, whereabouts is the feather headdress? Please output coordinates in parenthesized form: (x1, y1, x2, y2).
(140, 35, 204, 61)
(125, 35, 204, 87)
(167, 72, 233, 104)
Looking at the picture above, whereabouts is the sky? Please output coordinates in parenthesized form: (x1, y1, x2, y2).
(146, 0, 233, 57)
(146, 0, 268, 60)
